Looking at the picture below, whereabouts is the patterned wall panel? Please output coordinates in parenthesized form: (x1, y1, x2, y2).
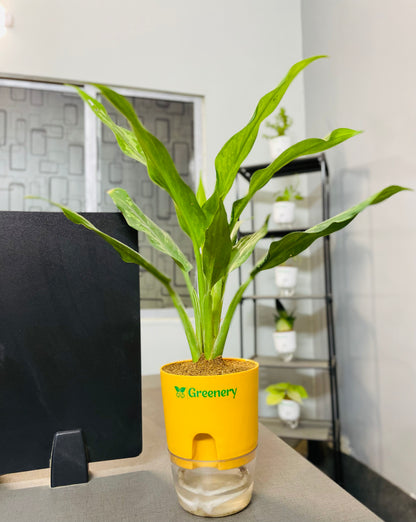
(99, 96, 196, 308)
(0, 87, 85, 212)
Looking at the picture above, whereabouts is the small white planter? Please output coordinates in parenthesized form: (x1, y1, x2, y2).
(274, 266, 298, 296)
(268, 135, 291, 160)
(272, 330, 296, 362)
(272, 201, 295, 225)
(277, 399, 300, 429)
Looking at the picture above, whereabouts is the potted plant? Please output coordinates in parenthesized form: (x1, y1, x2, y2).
(272, 182, 303, 225)
(263, 106, 293, 159)
(266, 382, 308, 429)
(274, 261, 298, 296)
(273, 300, 297, 361)
(33, 55, 407, 517)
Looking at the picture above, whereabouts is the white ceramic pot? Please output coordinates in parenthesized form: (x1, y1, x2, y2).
(272, 330, 296, 362)
(272, 201, 295, 225)
(268, 135, 291, 160)
(274, 266, 298, 296)
(277, 399, 300, 429)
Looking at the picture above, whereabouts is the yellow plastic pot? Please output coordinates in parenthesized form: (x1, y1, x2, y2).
(160, 358, 258, 470)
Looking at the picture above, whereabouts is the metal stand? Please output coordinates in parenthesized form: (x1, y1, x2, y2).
(237, 154, 343, 483)
(50, 429, 89, 488)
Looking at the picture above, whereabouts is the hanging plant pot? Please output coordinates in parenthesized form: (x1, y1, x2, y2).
(274, 266, 298, 296)
(272, 201, 295, 225)
(277, 399, 301, 429)
(268, 135, 291, 160)
(272, 330, 297, 362)
(160, 359, 259, 517)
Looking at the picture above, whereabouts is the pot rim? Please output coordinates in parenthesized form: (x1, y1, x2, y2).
(273, 200, 295, 206)
(274, 265, 298, 271)
(279, 398, 300, 405)
(161, 357, 259, 377)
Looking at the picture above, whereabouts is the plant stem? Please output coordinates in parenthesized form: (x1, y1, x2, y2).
(164, 281, 199, 362)
(207, 278, 225, 359)
(194, 246, 207, 355)
(210, 275, 253, 359)
(202, 292, 213, 359)
(183, 270, 202, 352)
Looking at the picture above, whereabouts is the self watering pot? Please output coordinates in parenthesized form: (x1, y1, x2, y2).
(277, 399, 301, 429)
(274, 266, 298, 296)
(273, 330, 297, 362)
(272, 200, 295, 225)
(268, 135, 291, 160)
(160, 359, 258, 517)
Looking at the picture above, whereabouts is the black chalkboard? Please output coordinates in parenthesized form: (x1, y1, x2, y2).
(0, 212, 141, 475)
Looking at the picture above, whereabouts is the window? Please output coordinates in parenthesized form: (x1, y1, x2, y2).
(0, 79, 203, 309)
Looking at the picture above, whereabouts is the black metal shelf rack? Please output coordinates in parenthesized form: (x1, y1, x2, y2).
(237, 153, 342, 482)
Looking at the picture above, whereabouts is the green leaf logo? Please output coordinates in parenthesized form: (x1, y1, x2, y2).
(174, 386, 186, 398)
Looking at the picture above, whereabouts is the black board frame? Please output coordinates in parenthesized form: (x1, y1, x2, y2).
(0, 212, 142, 475)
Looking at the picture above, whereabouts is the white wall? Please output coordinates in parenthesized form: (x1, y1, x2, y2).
(0, 0, 306, 374)
(301, 0, 416, 497)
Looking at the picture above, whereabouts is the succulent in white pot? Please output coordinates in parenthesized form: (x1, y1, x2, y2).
(274, 263, 298, 296)
(273, 300, 296, 362)
(263, 107, 293, 160)
(266, 382, 308, 429)
(272, 183, 303, 225)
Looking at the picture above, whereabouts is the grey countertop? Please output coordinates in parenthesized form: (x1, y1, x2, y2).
(0, 382, 381, 521)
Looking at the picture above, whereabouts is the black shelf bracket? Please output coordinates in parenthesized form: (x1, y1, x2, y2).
(50, 429, 89, 488)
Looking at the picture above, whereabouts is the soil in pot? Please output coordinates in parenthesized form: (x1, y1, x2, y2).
(163, 357, 256, 376)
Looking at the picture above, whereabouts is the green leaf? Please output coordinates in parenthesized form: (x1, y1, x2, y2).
(210, 275, 253, 359)
(287, 384, 308, 402)
(108, 188, 192, 273)
(94, 84, 208, 248)
(252, 185, 410, 275)
(275, 318, 294, 332)
(196, 176, 207, 207)
(228, 216, 269, 273)
(230, 220, 241, 243)
(266, 383, 289, 393)
(286, 389, 302, 403)
(266, 390, 285, 405)
(202, 199, 232, 287)
(231, 128, 361, 226)
(71, 86, 147, 164)
(294, 384, 309, 399)
(214, 55, 326, 201)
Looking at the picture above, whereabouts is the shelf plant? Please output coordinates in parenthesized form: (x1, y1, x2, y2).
(273, 300, 297, 361)
(266, 382, 308, 405)
(32, 54, 409, 517)
(263, 106, 293, 159)
(266, 382, 308, 429)
(263, 107, 293, 138)
(275, 300, 296, 332)
(272, 181, 303, 224)
(274, 183, 303, 202)
(274, 259, 298, 296)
